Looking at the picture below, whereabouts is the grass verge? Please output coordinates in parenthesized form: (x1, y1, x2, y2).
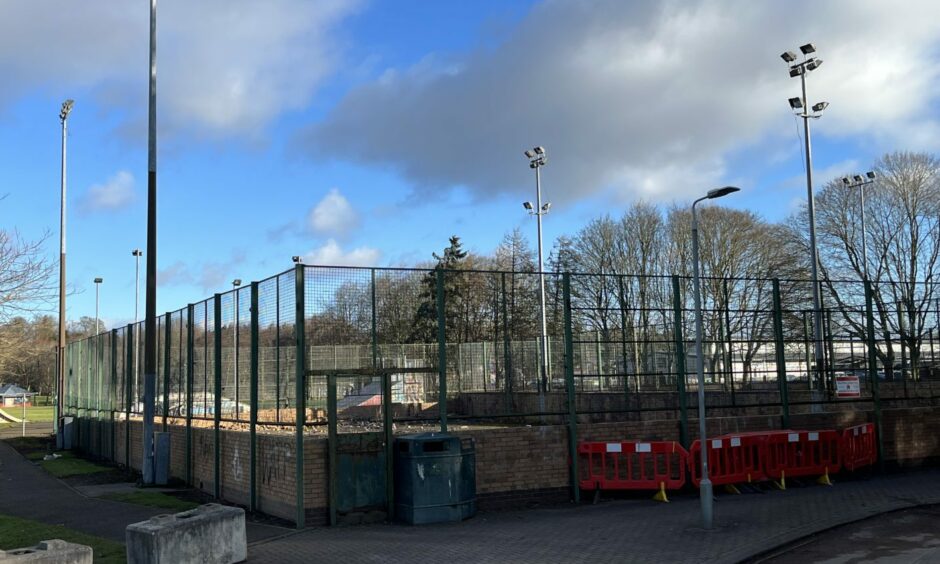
(101, 491, 199, 512)
(0, 514, 125, 563)
(38, 452, 112, 478)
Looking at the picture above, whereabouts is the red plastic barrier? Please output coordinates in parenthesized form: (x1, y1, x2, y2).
(763, 430, 841, 485)
(689, 436, 747, 487)
(578, 441, 688, 492)
(842, 423, 876, 471)
(689, 432, 779, 487)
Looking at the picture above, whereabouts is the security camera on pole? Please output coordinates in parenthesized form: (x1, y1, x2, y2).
(781, 43, 829, 392)
(523, 146, 551, 415)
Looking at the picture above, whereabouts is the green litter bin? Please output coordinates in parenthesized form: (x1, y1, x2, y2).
(394, 433, 476, 524)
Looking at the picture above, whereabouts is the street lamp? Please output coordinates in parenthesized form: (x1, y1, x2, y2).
(782, 42, 829, 391)
(232, 279, 242, 415)
(841, 172, 876, 280)
(132, 249, 142, 402)
(56, 99, 74, 437)
(524, 146, 550, 414)
(692, 185, 740, 530)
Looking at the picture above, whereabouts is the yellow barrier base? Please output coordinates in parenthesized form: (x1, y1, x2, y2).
(724, 484, 741, 495)
(774, 471, 786, 491)
(817, 467, 833, 486)
(652, 482, 669, 503)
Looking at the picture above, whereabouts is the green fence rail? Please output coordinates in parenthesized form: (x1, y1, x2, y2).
(62, 265, 940, 523)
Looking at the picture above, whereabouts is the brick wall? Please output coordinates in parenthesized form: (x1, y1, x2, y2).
(68, 397, 940, 526)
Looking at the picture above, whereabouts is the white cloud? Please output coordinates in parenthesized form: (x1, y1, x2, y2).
(79, 171, 135, 212)
(0, 0, 359, 139)
(307, 188, 358, 236)
(298, 0, 940, 203)
(303, 239, 380, 266)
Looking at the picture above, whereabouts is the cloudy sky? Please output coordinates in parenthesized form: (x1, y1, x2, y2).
(3, 0, 940, 326)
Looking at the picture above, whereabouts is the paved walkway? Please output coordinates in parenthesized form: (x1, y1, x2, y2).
(250, 469, 940, 564)
(0, 440, 287, 545)
(4, 434, 940, 563)
(758, 504, 940, 563)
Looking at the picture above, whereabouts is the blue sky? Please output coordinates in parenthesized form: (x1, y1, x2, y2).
(2, 0, 940, 329)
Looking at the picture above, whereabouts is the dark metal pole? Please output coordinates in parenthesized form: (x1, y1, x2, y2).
(800, 69, 826, 391)
(142, 0, 158, 485)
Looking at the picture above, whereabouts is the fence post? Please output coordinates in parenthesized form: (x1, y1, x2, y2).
(671, 276, 689, 448)
(249, 282, 259, 512)
(373, 269, 394, 515)
(864, 280, 884, 472)
(125, 324, 133, 469)
(617, 276, 630, 407)
(436, 269, 448, 432)
(327, 373, 337, 527)
(186, 304, 194, 486)
(163, 313, 171, 432)
(723, 279, 736, 405)
(772, 279, 790, 428)
(294, 264, 306, 528)
(501, 272, 512, 413)
(562, 272, 579, 503)
(213, 294, 222, 499)
(110, 329, 118, 461)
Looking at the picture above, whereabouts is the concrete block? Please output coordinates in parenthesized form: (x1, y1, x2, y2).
(0, 539, 92, 564)
(61, 417, 73, 450)
(126, 504, 246, 564)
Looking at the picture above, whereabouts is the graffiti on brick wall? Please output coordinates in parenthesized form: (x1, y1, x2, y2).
(232, 444, 243, 483)
(260, 439, 291, 487)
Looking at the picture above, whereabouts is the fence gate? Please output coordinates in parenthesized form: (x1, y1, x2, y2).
(325, 370, 393, 526)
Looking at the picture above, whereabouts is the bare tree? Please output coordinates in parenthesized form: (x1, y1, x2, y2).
(810, 151, 940, 378)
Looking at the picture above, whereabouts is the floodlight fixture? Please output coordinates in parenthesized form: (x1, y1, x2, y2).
(781, 51, 798, 63)
(541, 202, 551, 212)
(789, 67, 803, 78)
(853, 175, 864, 183)
(789, 97, 803, 110)
(291, 256, 303, 264)
(523, 201, 534, 211)
(800, 43, 816, 55)
(812, 101, 829, 113)
(232, 279, 242, 287)
(132, 249, 143, 257)
(60, 99, 74, 121)
(806, 58, 823, 72)
(534, 146, 545, 155)
(94, 277, 103, 284)
(866, 171, 876, 179)
(524, 149, 536, 158)
(842, 177, 851, 184)
(705, 186, 740, 200)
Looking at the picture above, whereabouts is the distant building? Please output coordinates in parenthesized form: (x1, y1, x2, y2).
(0, 383, 36, 407)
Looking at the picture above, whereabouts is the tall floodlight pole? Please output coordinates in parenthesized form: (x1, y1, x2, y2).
(132, 249, 142, 400)
(142, 0, 158, 485)
(842, 172, 876, 281)
(782, 44, 829, 390)
(232, 279, 242, 414)
(692, 185, 740, 530)
(94, 278, 103, 334)
(524, 146, 551, 414)
(94, 277, 103, 417)
(56, 99, 74, 436)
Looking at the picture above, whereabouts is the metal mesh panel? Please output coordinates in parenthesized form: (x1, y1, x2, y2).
(277, 271, 296, 422)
